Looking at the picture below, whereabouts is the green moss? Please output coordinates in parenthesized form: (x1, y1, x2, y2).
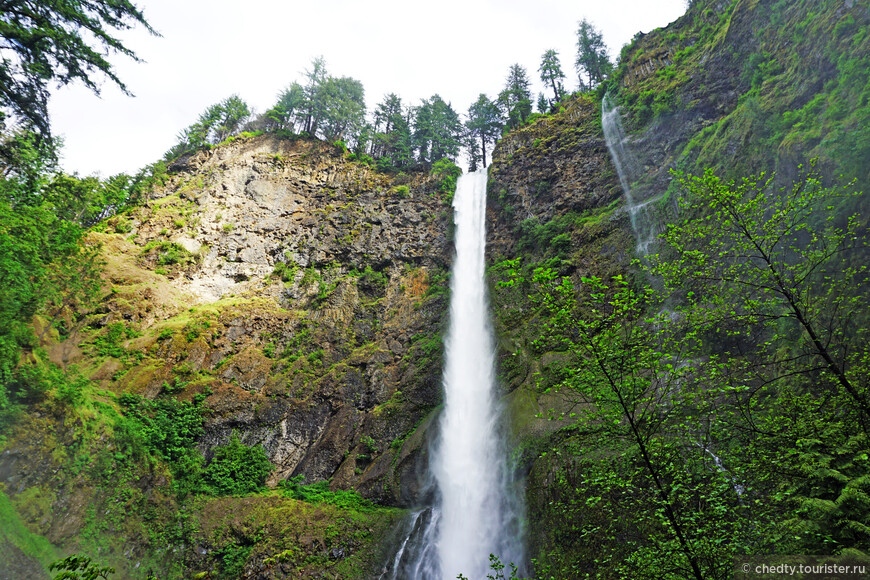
(0, 488, 56, 568)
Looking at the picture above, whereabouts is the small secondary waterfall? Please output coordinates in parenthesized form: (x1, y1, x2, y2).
(601, 94, 661, 254)
(384, 169, 524, 579)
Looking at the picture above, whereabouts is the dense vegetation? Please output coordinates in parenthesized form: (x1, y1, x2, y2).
(482, 0, 870, 577)
(2, 0, 870, 578)
(491, 166, 869, 577)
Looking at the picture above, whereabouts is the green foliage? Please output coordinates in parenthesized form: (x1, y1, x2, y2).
(413, 95, 463, 165)
(272, 260, 298, 283)
(202, 432, 272, 496)
(498, 64, 533, 131)
(264, 82, 305, 131)
(49, 554, 114, 580)
(358, 265, 388, 292)
(264, 57, 368, 147)
(0, 0, 155, 141)
(141, 240, 198, 266)
(539, 49, 567, 105)
(785, 434, 870, 554)
(466, 93, 503, 170)
(0, 488, 56, 568)
(0, 136, 105, 412)
(391, 184, 411, 198)
(169, 95, 251, 157)
(652, 164, 870, 419)
(92, 322, 138, 358)
(279, 475, 377, 512)
(214, 540, 255, 579)
(117, 393, 206, 496)
(430, 158, 462, 204)
(371, 93, 415, 170)
(514, 163, 870, 575)
(10, 359, 90, 408)
(575, 19, 613, 90)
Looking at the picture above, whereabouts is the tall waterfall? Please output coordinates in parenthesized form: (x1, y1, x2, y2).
(384, 169, 524, 579)
(601, 94, 661, 254)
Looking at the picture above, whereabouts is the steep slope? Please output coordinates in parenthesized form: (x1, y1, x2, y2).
(481, 1, 870, 576)
(0, 134, 454, 578)
(609, 0, 870, 240)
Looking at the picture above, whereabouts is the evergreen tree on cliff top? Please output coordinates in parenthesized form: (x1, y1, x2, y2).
(498, 64, 533, 130)
(0, 0, 158, 142)
(575, 18, 613, 90)
(539, 49, 566, 105)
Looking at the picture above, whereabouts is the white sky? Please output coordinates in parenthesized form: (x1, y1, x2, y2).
(48, 0, 688, 177)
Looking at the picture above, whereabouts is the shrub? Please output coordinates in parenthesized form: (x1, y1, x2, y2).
(359, 265, 388, 291)
(391, 185, 411, 198)
(272, 261, 297, 282)
(279, 475, 376, 511)
(141, 240, 197, 266)
(49, 554, 114, 580)
(113, 218, 132, 233)
(430, 158, 461, 204)
(203, 432, 272, 495)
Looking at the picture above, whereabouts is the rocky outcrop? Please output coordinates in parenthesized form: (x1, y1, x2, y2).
(486, 94, 625, 261)
(21, 135, 453, 513)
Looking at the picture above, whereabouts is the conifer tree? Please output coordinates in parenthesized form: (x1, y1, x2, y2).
(498, 64, 533, 130)
(413, 95, 462, 165)
(465, 94, 503, 168)
(575, 19, 613, 90)
(0, 0, 157, 141)
(539, 49, 567, 104)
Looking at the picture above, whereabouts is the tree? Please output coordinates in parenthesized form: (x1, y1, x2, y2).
(498, 64, 533, 131)
(575, 19, 613, 90)
(0, 0, 157, 141)
(539, 49, 566, 105)
(172, 95, 252, 153)
(313, 75, 366, 143)
(523, 268, 745, 579)
(413, 95, 462, 165)
(649, 164, 870, 558)
(652, 165, 870, 422)
(465, 94, 502, 169)
(536, 93, 549, 114)
(265, 82, 305, 131)
(300, 55, 328, 135)
(371, 93, 414, 169)
(0, 136, 105, 421)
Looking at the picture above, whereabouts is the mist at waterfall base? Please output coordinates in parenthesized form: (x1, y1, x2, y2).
(601, 94, 664, 254)
(383, 170, 524, 579)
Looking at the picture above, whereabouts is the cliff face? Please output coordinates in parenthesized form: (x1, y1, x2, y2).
(0, 135, 453, 577)
(610, 0, 870, 223)
(483, 94, 635, 575)
(485, 94, 631, 396)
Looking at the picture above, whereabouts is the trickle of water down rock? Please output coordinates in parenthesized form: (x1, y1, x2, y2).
(601, 94, 662, 254)
(383, 169, 524, 579)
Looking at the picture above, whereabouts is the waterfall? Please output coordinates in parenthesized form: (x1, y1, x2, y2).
(601, 94, 661, 254)
(383, 169, 524, 579)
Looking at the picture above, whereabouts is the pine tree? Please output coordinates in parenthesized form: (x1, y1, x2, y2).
(0, 0, 157, 141)
(575, 19, 613, 90)
(539, 49, 567, 104)
(465, 94, 503, 168)
(498, 64, 533, 130)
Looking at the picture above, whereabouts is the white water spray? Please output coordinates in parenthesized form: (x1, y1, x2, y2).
(601, 94, 662, 254)
(384, 169, 524, 579)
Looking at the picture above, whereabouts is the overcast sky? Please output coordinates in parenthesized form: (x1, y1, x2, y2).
(48, 0, 688, 177)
